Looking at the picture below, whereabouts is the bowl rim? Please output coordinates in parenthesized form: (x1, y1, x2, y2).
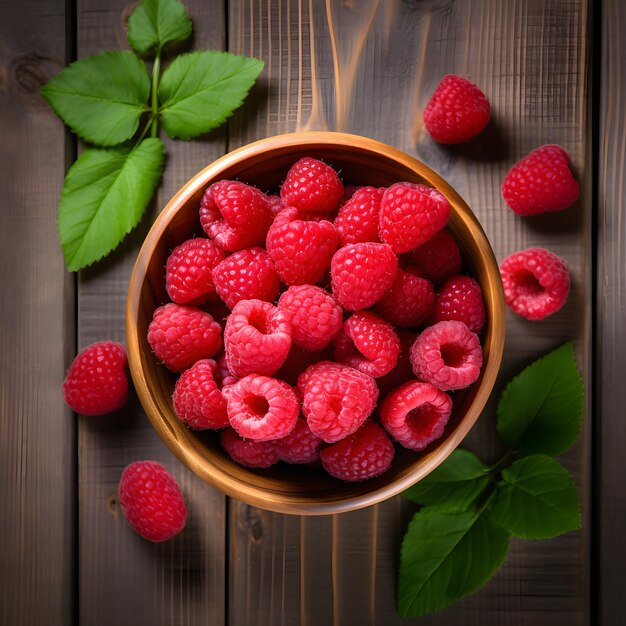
(126, 131, 506, 515)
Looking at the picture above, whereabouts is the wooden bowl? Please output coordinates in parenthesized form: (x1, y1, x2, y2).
(126, 132, 505, 515)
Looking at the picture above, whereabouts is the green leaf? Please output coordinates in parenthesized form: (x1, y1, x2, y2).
(41, 51, 150, 147)
(398, 509, 509, 617)
(496, 343, 584, 456)
(158, 51, 264, 140)
(489, 455, 581, 539)
(59, 138, 164, 271)
(128, 0, 192, 55)
(404, 450, 490, 513)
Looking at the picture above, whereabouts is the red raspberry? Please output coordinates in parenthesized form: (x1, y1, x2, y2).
(63, 341, 128, 415)
(410, 321, 482, 391)
(423, 74, 491, 144)
(501, 145, 580, 216)
(220, 428, 279, 468)
(200, 180, 272, 251)
(379, 381, 452, 451)
(267, 194, 285, 216)
(432, 275, 485, 333)
(275, 418, 323, 464)
(407, 230, 462, 286)
(172, 359, 229, 430)
(320, 421, 394, 482)
(165, 238, 225, 305)
(266, 207, 338, 285)
(277, 284, 343, 351)
(377, 330, 418, 396)
(224, 299, 292, 377)
(330, 242, 397, 311)
(213, 352, 238, 388)
(334, 186, 384, 245)
(147, 304, 223, 372)
(298, 361, 378, 443)
(333, 311, 400, 378)
(275, 344, 332, 388)
(379, 183, 450, 253)
(280, 157, 344, 214)
(212, 247, 280, 309)
(343, 185, 362, 200)
(118, 461, 187, 542)
(500, 247, 570, 320)
(374, 266, 436, 328)
(223, 374, 299, 441)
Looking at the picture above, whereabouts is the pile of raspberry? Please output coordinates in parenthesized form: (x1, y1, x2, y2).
(146, 157, 487, 483)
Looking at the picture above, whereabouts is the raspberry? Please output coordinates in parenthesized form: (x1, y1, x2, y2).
(266, 207, 338, 285)
(212, 247, 280, 309)
(165, 238, 225, 305)
(410, 321, 482, 391)
(330, 242, 397, 311)
(267, 194, 285, 216)
(63, 341, 128, 415)
(213, 352, 238, 388)
(374, 266, 436, 328)
(220, 428, 279, 468)
(320, 421, 394, 482)
(277, 285, 343, 351)
(275, 344, 332, 388)
(200, 180, 272, 251)
(407, 230, 462, 286)
(280, 157, 344, 214)
(118, 461, 187, 542)
(500, 247, 570, 320)
(343, 185, 362, 200)
(275, 418, 323, 464)
(376, 330, 418, 396)
(423, 74, 491, 144)
(432, 275, 485, 333)
(333, 311, 400, 378)
(501, 145, 580, 216)
(172, 359, 229, 429)
(298, 361, 378, 443)
(224, 299, 292, 377)
(379, 381, 452, 451)
(334, 186, 384, 245)
(147, 303, 223, 372)
(379, 183, 450, 253)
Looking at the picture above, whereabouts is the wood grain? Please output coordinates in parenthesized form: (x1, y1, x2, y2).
(0, 2, 75, 624)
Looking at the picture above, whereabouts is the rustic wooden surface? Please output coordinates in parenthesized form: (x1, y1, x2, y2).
(0, 0, 604, 624)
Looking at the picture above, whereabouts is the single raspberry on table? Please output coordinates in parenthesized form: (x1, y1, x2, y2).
(379, 183, 450, 253)
(330, 242, 397, 311)
(63, 341, 128, 415)
(431, 275, 485, 333)
(298, 361, 378, 443)
(334, 186, 384, 245)
(379, 381, 452, 451)
(374, 266, 436, 328)
(200, 180, 272, 251)
(320, 421, 394, 482)
(275, 418, 323, 464)
(334, 311, 400, 378)
(147, 303, 222, 372)
(212, 247, 280, 309)
(501, 145, 580, 216)
(224, 299, 292, 377)
(118, 461, 187, 542)
(165, 238, 225, 305)
(376, 330, 418, 396)
(410, 320, 482, 391)
(280, 157, 344, 214)
(172, 359, 229, 430)
(407, 230, 462, 286)
(266, 207, 338, 285)
(220, 428, 279, 468)
(277, 284, 343, 351)
(423, 74, 491, 144)
(499, 247, 570, 320)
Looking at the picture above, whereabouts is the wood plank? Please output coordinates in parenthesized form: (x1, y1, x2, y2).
(0, 2, 75, 624)
(227, 0, 591, 624)
(75, 3, 227, 624)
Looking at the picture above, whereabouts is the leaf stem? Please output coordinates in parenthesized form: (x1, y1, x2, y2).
(150, 49, 161, 138)
(135, 116, 153, 146)
(487, 449, 517, 476)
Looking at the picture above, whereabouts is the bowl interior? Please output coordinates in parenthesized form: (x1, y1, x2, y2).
(127, 133, 505, 514)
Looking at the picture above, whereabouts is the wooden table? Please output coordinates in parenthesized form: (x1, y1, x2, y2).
(1, 0, 622, 623)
